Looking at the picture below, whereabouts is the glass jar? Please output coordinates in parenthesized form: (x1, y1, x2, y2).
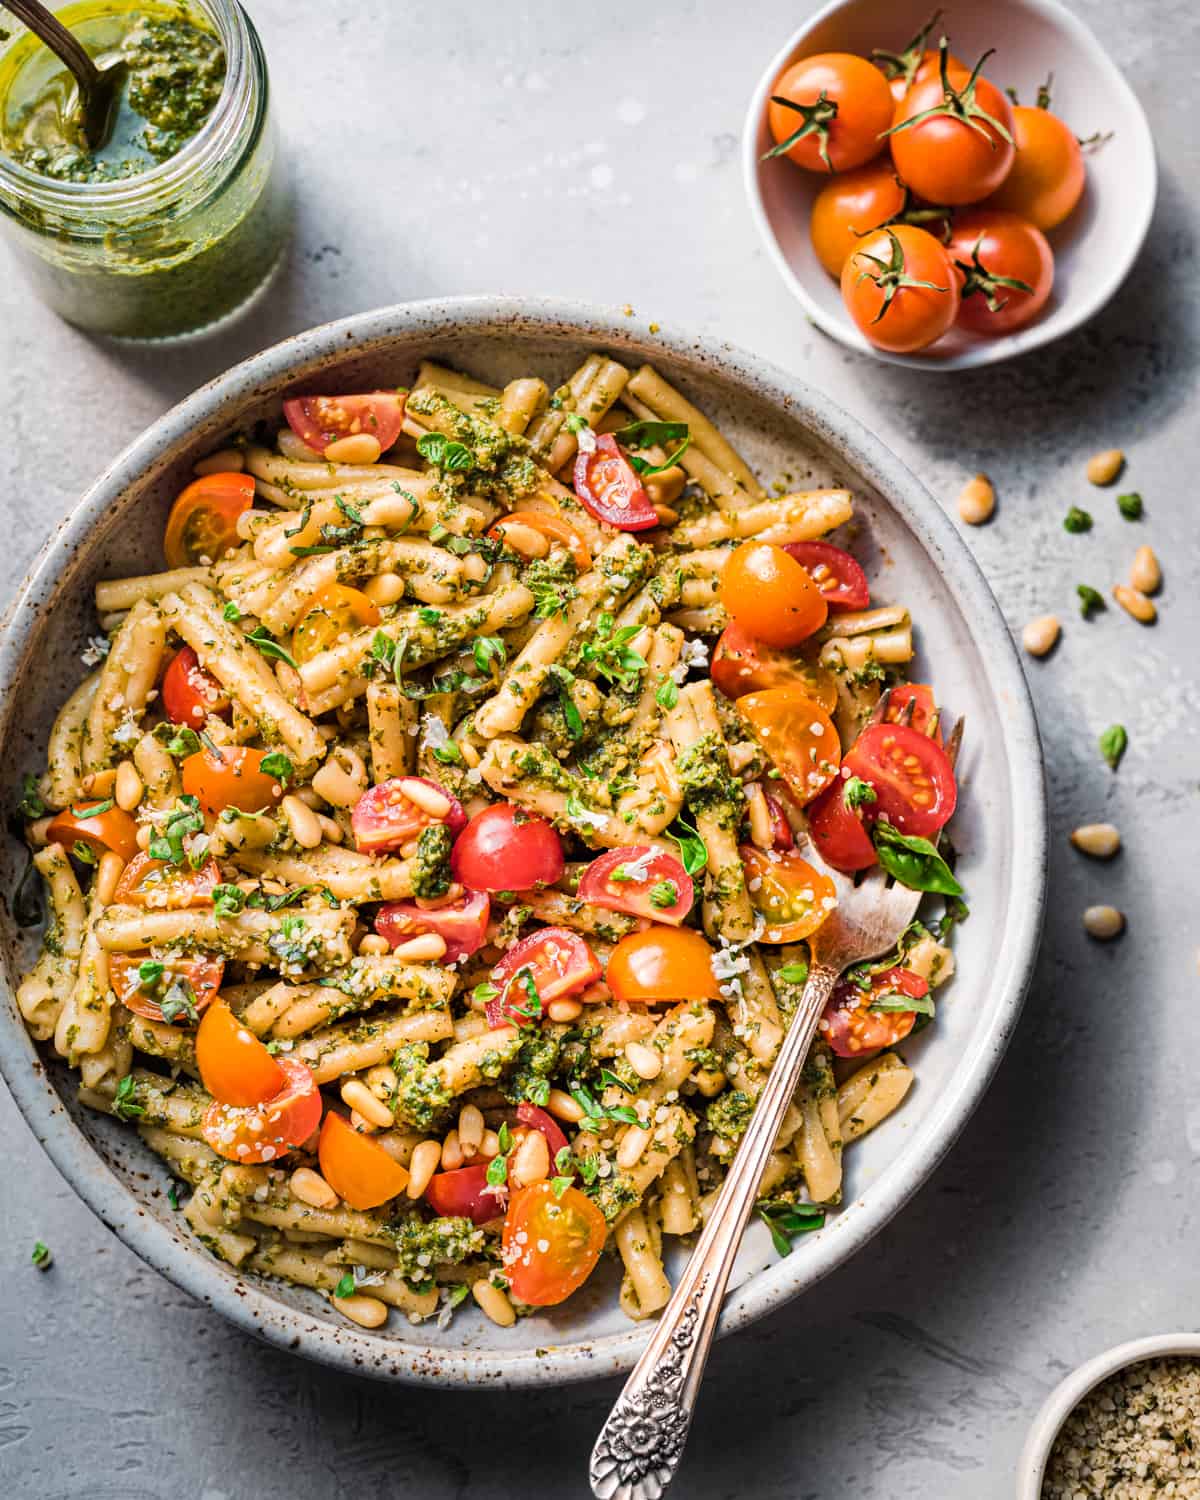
(0, 0, 290, 339)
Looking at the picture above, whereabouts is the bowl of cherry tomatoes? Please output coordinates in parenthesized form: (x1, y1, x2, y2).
(743, 0, 1156, 367)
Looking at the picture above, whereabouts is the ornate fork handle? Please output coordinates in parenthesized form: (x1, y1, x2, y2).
(590, 961, 841, 1500)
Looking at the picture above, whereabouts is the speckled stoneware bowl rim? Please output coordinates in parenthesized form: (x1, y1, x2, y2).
(0, 296, 1046, 1386)
(1018, 1332, 1200, 1497)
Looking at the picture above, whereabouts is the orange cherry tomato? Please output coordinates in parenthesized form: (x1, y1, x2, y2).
(318, 1111, 410, 1210)
(488, 511, 593, 573)
(719, 541, 828, 648)
(740, 845, 837, 944)
(710, 623, 837, 710)
(987, 104, 1085, 230)
(163, 472, 254, 570)
(161, 645, 231, 728)
(46, 799, 140, 863)
(883, 683, 942, 743)
(181, 744, 286, 815)
(947, 210, 1054, 337)
(282, 391, 406, 456)
(196, 998, 284, 1107)
(113, 852, 220, 910)
(736, 689, 841, 806)
(809, 161, 907, 278)
(841, 225, 959, 354)
(292, 584, 380, 665)
(888, 56, 1017, 205)
(109, 952, 223, 1024)
(202, 1057, 321, 1164)
(606, 926, 722, 1005)
(502, 1182, 607, 1307)
(767, 53, 894, 174)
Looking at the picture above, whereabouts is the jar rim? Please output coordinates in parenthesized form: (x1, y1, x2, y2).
(0, 0, 255, 209)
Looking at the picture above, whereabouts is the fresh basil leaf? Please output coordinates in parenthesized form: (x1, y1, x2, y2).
(656, 677, 679, 710)
(668, 814, 708, 876)
(872, 822, 963, 897)
(870, 991, 935, 1016)
(757, 1200, 826, 1257)
(333, 1271, 356, 1300)
(599, 1067, 635, 1095)
(246, 627, 298, 669)
(17, 772, 45, 820)
(260, 751, 293, 784)
(777, 962, 809, 985)
(1099, 723, 1127, 770)
(843, 776, 877, 811)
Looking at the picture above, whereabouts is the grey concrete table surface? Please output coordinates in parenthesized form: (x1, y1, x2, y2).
(1, 1, 1197, 1496)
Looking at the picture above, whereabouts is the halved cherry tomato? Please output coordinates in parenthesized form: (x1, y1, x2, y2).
(807, 779, 877, 873)
(375, 888, 490, 963)
(502, 1181, 607, 1306)
(576, 847, 693, 926)
(740, 845, 837, 943)
(762, 789, 795, 850)
(202, 1056, 321, 1164)
(883, 684, 942, 743)
(767, 52, 894, 174)
(489, 510, 592, 572)
(606, 926, 721, 1005)
(163, 472, 254, 570)
(182, 744, 286, 816)
(161, 645, 231, 728)
(889, 58, 1017, 205)
(318, 1110, 410, 1210)
(516, 1102, 570, 1164)
(292, 584, 380, 665)
(710, 623, 838, 710)
(947, 210, 1054, 337)
(809, 160, 907, 277)
(841, 225, 959, 354)
(487, 927, 601, 1028)
(988, 104, 1085, 231)
(821, 966, 928, 1057)
(737, 689, 841, 806)
(47, 800, 140, 863)
(109, 952, 223, 1024)
(573, 434, 657, 531)
(843, 722, 956, 837)
(196, 998, 284, 1107)
(114, 852, 220, 910)
(450, 804, 564, 893)
(719, 541, 829, 648)
(351, 776, 466, 855)
(782, 541, 870, 612)
(282, 391, 406, 456)
(425, 1162, 501, 1225)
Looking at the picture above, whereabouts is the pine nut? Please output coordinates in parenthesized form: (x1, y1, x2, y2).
(510, 1128, 550, 1187)
(1129, 545, 1161, 595)
(646, 465, 686, 506)
(496, 520, 549, 558)
(402, 779, 452, 818)
(365, 1065, 397, 1096)
(390, 932, 447, 961)
(136, 824, 153, 851)
(340, 1079, 394, 1129)
(625, 1041, 662, 1081)
(956, 473, 995, 525)
(745, 783, 773, 850)
(1083, 905, 1125, 940)
(362, 571, 406, 607)
(114, 760, 144, 811)
(194, 447, 245, 476)
(324, 433, 382, 465)
(651, 502, 680, 526)
(693, 1068, 727, 1097)
(616, 1124, 652, 1171)
(1022, 615, 1060, 657)
(1070, 823, 1121, 859)
(282, 793, 323, 848)
(1112, 584, 1156, 624)
(441, 1128, 464, 1170)
(311, 746, 368, 807)
(479, 1128, 501, 1159)
(290, 1167, 339, 1208)
(546, 997, 583, 1022)
(331, 1292, 389, 1328)
(358, 933, 391, 956)
(545, 1088, 586, 1124)
(405, 1139, 442, 1198)
(1086, 448, 1124, 485)
(82, 768, 117, 796)
(458, 1103, 485, 1156)
(472, 1280, 516, 1327)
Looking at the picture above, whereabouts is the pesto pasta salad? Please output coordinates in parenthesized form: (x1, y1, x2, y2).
(14, 353, 964, 1330)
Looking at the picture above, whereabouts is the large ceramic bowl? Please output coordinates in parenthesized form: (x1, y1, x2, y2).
(0, 298, 1046, 1386)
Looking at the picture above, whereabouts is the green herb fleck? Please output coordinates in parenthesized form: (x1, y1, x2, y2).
(1099, 723, 1127, 770)
(1063, 506, 1093, 534)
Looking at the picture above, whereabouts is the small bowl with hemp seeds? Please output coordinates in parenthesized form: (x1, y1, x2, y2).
(1019, 1334, 1200, 1500)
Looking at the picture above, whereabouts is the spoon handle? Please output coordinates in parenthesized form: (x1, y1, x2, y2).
(4, 0, 101, 88)
(589, 962, 840, 1500)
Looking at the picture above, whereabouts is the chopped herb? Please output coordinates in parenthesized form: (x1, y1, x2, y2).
(159, 978, 200, 1026)
(222, 601, 241, 622)
(656, 677, 680, 710)
(563, 412, 591, 435)
(570, 1081, 641, 1128)
(472, 636, 506, 673)
(937, 894, 970, 938)
(599, 1067, 635, 1095)
(260, 751, 293, 784)
(431, 741, 464, 766)
(580, 613, 647, 688)
(648, 880, 678, 909)
(1063, 506, 1093, 534)
(333, 1271, 356, 1300)
(1099, 723, 1127, 770)
(246, 884, 316, 913)
(416, 432, 474, 472)
(486, 1152, 508, 1188)
(550, 1174, 573, 1198)
(31, 1240, 52, 1270)
(165, 725, 203, 757)
(777, 962, 809, 985)
(147, 795, 205, 865)
(17, 773, 45, 820)
(113, 1075, 145, 1121)
(612, 418, 692, 475)
(843, 776, 877, 811)
(166, 1180, 182, 1210)
(73, 798, 114, 819)
(71, 841, 97, 866)
(246, 627, 298, 669)
(873, 821, 963, 897)
(1077, 584, 1105, 618)
(757, 1201, 826, 1257)
(871, 991, 936, 1016)
(668, 814, 708, 876)
(212, 883, 247, 917)
(524, 1077, 550, 1107)
(1117, 492, 1143, 520)
(472, 981, 499, 1005)
(137, 958, 165, 989)
(418, 607, 443, 625)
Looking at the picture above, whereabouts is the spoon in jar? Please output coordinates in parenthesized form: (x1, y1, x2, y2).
(3, 0, 123, 150)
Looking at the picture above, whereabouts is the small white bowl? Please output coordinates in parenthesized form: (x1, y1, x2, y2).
(1018, 1333, 1200, 1498)
(743, 0, 1157, 370)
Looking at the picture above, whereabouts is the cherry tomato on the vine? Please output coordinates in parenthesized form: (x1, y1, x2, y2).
(809, 161, 907, 278)
(766, 53, 894, 173)
(841, 225, 959, 354)
(947, 211, 1054, 336)
(888, 50, 1017, 206)
(987, 103, 1085, 230)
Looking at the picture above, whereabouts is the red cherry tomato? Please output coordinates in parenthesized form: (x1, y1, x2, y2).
(710, 623, 838, 710)
(740, 845, 838, 943)
(889, 56, 1017, 205)
(502, 1182, 607, 1306)
(425, 1162, 504, 1225)
(821, 966, 929, 1057)
(196, 998, 284, 1107)
(202, 1056, 321, 1164)
(113, 852, 220, 910)
(487, 927, 601, 1028)
(573, 434, 658, 530)
(843, 722, 957, 837)
(988, 104, 1085, 231)
(375, 888, 490, 963)
(807, 779, 878, 873)
(351, 776, 466, 855)
(947, 210, 1054, 336)
(515, 1102, 570, 1165)
(163, 472, 254, 570)
(841, 225, 959, 354)
(282, 391, 406, 456)
(109, 952, 223, 1024)
(737, 689, 841, 806)
(719, 541, 829, 648)
(450, 804, 564, 893)
(760, 789, 795, 851)
(576, 846, 693, 926)
(882, 684, 942, 743)
(318, 1111, 410, 1210)
(606, 926, 722, 1005)
(181, 744, 286, 816)
(767, 52, 894, 173)
(46, 800, 140, 864)
(161, 645, 231, 728)
(782, 541, 870, 612)
(809, 160, 908, 278)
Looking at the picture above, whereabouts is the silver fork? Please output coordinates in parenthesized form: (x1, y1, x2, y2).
(590, 708, 961, 1500)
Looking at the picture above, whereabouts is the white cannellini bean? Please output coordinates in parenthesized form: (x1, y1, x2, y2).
(114, 760, 144, 811)
(331, 1292, 389, 1328)
(1022, 615, 1060, 658)
(363, 572, 406, 607)
(324, 433, 382, 465)
(625, 1041, 663, 1081)
(472, 1281, 516, 1327)
(290, 1167, 339, 1209)
(281, 794, 323, 848)
(1083, 905, 1125, 940)
(1070, 823, 1121, 859)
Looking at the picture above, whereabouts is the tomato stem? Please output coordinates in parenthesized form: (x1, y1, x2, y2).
(954, 236, 1034, 312)
(870, 8, 944, 89)
(883, 39, 1015, 149)
(854, 228, 948, 324)
(762, 90, 839, 171)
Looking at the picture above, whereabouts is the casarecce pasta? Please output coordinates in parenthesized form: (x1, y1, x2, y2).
(14, 354, 964, 1332)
